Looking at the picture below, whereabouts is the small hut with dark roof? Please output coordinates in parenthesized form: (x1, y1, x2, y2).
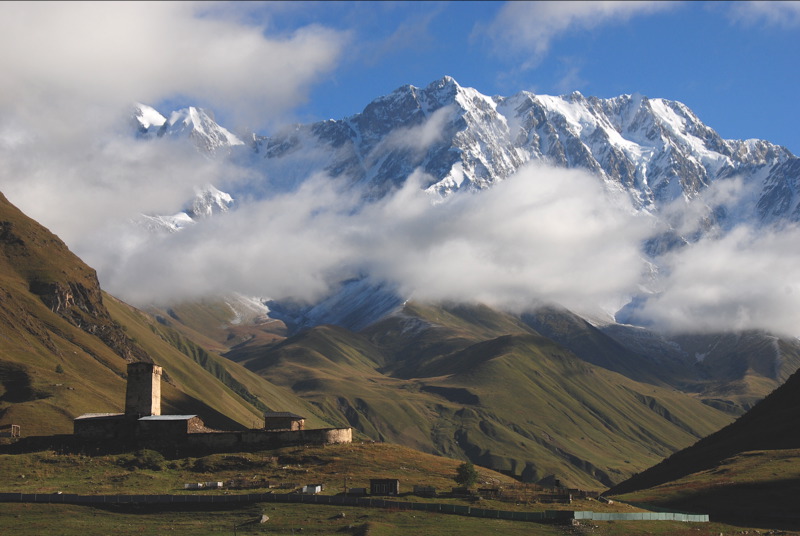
(263, 411, 305, 431)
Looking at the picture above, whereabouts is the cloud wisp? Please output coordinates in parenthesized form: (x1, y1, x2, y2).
(478, 1, 674, 70)
(727, 1, 800, 28)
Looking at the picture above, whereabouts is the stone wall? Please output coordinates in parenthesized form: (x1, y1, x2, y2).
(184, 427, 352, 451)
(73, 415, 132, 440)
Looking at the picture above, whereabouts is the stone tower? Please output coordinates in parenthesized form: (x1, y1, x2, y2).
(125, 362, 162, 417)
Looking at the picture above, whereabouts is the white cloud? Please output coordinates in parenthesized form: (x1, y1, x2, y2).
(634, 225, 800, 336)
(728, 1, 800, 28)
(479, 1, 673, 68)
(0, 134, 251, 248)
(84, 162, 649, 317)
(368, 105, 454, 161)
(89, 173, 362, 306)
(359, 164, 650, 314)
(0, 2, 346, 132)
(0, 1, 348, 271)
(658, 175, 756, 237)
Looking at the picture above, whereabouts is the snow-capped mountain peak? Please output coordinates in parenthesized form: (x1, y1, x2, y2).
(186, 184, 234, 219)
(131, 103, 244, 155)
(128, 77, 799, 332)
(132, 103, 166, 136)
(161, 106, 244, 154)
(136, 184, 235, 234)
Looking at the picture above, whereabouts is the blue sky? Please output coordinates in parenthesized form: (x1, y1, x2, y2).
(256, 1, 800, 154)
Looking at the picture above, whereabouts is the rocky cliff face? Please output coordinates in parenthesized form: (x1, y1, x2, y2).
(0, 191, 150, 365)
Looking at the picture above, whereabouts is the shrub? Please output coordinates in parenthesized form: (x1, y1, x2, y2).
(454, 461, 478, 488)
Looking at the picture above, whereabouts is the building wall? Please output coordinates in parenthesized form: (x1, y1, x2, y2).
(137, 417, 203, 439)
(182, 427, 352, 451)
(370, 479, 400, 496)
(125, 363, 162, 417)
(264, 418, 305, 431)
(73, 417, 133, 440)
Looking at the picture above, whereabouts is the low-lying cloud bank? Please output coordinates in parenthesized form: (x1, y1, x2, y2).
(78, 162, 651, 317)
(634, 225, 800, 336)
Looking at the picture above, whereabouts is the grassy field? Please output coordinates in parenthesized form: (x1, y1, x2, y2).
(0, 502, 771, 536)
(1, 441, 797, 535)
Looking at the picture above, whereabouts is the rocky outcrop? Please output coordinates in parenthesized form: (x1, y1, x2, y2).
(1, 191, 151, 365)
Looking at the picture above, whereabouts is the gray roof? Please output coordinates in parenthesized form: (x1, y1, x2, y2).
(138, 415, 197, 421)
(74, 413, 124, 420)
(264, 412, 305, 419)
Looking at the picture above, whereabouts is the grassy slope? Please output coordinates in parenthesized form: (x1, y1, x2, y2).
(608, 364, 800, 500)
(146, 298, 287, 352)
(0, 191, 133, 434)
(106, 295, 331, 429)
(227, 303, 732, 490)
(613, 448, 800, 526)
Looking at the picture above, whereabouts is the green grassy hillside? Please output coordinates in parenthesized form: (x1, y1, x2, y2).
(608, 363, 800, 501)
(612, 448, 800, 527)
(226, 303, 733, 490)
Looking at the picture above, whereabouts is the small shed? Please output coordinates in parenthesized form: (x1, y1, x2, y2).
(264, 411, 305, 431)
(370, 479, 400, 496)
(302, 484, 323, 494)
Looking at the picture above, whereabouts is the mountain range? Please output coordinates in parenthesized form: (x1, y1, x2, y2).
(2, 76, 799, 492)
(132, 76, 800, 410)
(133, 76, 799, 332)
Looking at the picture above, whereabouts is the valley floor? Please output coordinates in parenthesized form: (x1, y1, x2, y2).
(0, 502, 789, 536)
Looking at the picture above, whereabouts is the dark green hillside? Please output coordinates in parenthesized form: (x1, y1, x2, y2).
(602, 324, 800, 413)
(227, 303, 733, 489)
(521, 306, 678, 386)
(609, 364, 800, 500)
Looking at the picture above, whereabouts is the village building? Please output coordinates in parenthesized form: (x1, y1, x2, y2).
(264, 412, 305, 431)
(73, 362, 351, 451)
(370, 479, 400, 496)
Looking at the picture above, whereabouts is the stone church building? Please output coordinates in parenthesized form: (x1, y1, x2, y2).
(74, 362, 351, 450)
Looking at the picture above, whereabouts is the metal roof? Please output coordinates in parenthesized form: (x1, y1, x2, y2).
(264, 412, 305, 419)
(74, 413, 124, 420)
(138, 415, 197, 421)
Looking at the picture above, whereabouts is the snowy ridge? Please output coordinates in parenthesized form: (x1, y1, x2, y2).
(133, 103, 243, 154)
(185, 184, 234, 219)
(238, 77, 795, 226)
(135, 185, 234, 233)
(162, 107, 244, 154)
(130, 77, 799, 333)
(133, 103, 166, 133)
